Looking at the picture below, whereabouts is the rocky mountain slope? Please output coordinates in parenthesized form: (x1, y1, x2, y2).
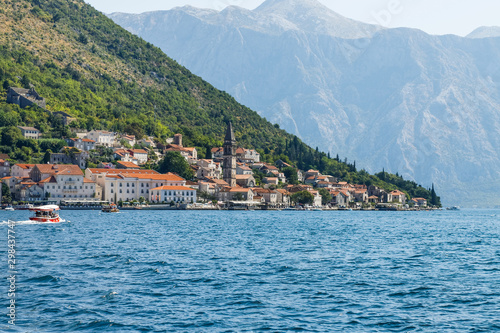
(110, 0, 500, 206)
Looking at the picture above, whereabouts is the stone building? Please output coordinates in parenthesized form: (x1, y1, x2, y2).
(7, 87, 46, 109)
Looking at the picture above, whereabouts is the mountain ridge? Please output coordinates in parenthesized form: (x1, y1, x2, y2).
(0, 0, 438, 202)
(109, 5, 500, 207)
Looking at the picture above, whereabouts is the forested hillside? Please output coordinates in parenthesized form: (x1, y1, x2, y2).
(0, 0, 439, 204)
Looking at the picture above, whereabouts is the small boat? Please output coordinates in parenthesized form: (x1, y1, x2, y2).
(29, 205, 64, 223)
(102, 203, 119, 213)
(4, 206, 14, 211)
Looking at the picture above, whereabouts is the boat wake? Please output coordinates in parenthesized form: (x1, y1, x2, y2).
(0, 219, 68, 225)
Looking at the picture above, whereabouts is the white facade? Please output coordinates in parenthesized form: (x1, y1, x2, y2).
(40, 174, 100, 204)
(244, 149, 260, 163)
(87, 130, 116, 147)
(17, 126, 40, 139)
(150, 186, 197, 204)
(85, 169, 186, 203)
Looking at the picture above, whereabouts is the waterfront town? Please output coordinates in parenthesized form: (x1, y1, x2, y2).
(0, 120, 430, 211)
(0, 86, 432, 210)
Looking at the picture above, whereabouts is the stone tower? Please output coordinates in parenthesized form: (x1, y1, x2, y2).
(223, 121, 237, 187)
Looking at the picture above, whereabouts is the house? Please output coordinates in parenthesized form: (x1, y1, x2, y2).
(11, 164, 35, 178)
(390, 190, 406, 204)
(236, 163, 253, 175)
(411, 198, 428, 207)
(235, 147, 260, 163)
(304, 169, 321, 179)
(310, 190, 322, 207)
(113, 149, 148, 165)
(211, 147, 224, 160)
(120, 134, 136, 146)
(1, 177, 18, 197)
(17, 126, 41, 140)
(368, 195, 379, 204)
(235, 174, 256, 188)
(165, 144, 197, 163)
(275, 189, 291, 207)
(330, 190, 350, 207)
(116, 161, 140, 169)
(0, 159, 10, 178)
(50, 147, 89, 169)
(138, 137, 156, 148)
(86, 130, 116, 147)
(262, 177, 279, 186)
(261, 164, 279, 176)
(218, 187, 254, 202)
(18, 182, 44, 203)
(196, 159, 222, 179)
(253, 188, 278, 205)
(352, 189, 368, 203)
(30, 164, 100, 204)
(150, 185, 197, 204)
(275, 159, 292, 169)
(7, 87, 46, 109)
(66, 138, 96, 151)
(128, 149, 148, 165)
(85, 168, 185, 203)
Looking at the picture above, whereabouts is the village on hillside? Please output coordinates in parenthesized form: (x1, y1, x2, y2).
(0, 87, 433, 210)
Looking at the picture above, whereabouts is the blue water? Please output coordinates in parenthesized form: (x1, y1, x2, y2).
(1, 209, 500, 332)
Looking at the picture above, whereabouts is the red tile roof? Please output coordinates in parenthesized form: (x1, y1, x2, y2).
(150, 185, 195, 191)
(89, 168, 158, 175)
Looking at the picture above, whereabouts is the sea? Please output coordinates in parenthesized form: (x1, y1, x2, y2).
(1, 209, 499, 332)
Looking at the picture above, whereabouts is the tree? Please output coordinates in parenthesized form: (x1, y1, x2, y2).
(157, 151, 194, 180)
(42, 149, 52, 163)
(233, 192, 244, 201)
(318, 188, 332, 205)
(282, 166, 299, 185)
(291, 191, 314, 205)
(1, 183, 12, 204)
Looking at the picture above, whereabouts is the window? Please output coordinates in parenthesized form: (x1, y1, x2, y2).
(111, 189, 114, 193)
(141, 189, 144, 194)
(80, 186, 82, 189)
(127, 189, 129, 193)
(132, 190, 134, 194)
(119, 183, 122, 187)
(119, 189, 122, 193)
(111, 183, 114, 187)
(85, 186, 88, 189)
(132, 183, 135, 187)
(141, 183, 144, 187)
(127, 183, 129, 187)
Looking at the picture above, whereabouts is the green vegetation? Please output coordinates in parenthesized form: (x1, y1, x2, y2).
(0, 0, 440, 205)
(157, 151, 194, 180)
(291, 191, 314, 206)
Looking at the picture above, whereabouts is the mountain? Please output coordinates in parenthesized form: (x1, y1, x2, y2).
(467, 26, 500, 39)
(0, 0, 436, 200)
(109, 0, 500, 207)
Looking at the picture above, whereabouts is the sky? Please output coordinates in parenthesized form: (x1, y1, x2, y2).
(84, 0, 500, 36)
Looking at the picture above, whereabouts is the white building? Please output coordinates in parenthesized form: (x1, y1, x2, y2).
(66, 138, 96, 151)
(86, 130, 116, 147)
(150, 185, 197, 204)
(34, 164, 101, 203)
(17, 126, 40, 139)
(85, 168, 186, 203)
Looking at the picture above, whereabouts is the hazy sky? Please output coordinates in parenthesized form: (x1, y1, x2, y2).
(85, 0, 500, 37)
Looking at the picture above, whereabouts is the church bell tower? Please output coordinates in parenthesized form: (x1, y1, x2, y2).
(223, 121, 237, 187)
